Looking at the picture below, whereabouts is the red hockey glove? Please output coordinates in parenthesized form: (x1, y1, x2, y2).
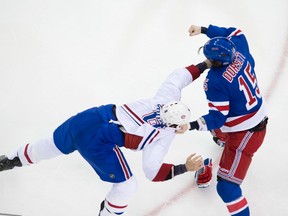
(195, 158, 212, 188)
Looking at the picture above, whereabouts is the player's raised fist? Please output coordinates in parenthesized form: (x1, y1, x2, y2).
(188, 25, 201, 36)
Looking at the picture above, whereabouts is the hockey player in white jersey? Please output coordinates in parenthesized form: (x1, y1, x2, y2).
(0, 59, 212, 215)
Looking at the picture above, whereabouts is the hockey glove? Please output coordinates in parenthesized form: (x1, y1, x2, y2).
(210, 130, 226, 147)
(189, 117, 207, 131)
(195, 158, 212, 188)
(212, 136, 225, 147)
(189, 121, 199, 130)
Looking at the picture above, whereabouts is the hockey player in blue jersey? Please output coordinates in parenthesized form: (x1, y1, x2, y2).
(0, 60, 212, 215)
(187, 24, 268, 216)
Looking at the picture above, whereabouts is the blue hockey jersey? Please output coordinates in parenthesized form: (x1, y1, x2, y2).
(199, 25, 267, 132)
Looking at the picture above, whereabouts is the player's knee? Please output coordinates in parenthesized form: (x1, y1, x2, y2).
(216, 178, 242, 203)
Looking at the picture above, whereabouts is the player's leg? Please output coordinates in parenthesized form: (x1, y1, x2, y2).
(99, 176, 137, 216)
(216, 131, 250, 215)
(17, 137, 63, 165)
(79, 141, 135, 215)
(0, 137, 63, 171)
(98, 146, 135, 215)
(216, 130, 266, 215)
(217, 179, 249, 216)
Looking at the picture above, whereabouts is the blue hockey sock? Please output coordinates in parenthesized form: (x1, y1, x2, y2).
(217, 180, 250, 215)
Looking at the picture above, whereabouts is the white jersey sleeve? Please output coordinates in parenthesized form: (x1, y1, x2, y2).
(141, 132, 175, 180)
(153, 67, 194, 104)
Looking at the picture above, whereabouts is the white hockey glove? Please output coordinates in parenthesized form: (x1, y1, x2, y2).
(195, 158, 212, 188)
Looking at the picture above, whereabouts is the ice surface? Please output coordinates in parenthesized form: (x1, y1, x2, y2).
(0, 0, 287, 215)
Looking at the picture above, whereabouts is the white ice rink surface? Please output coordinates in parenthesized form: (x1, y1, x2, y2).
(0, 0, 288, 215)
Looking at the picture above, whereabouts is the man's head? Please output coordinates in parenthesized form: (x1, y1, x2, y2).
(160, 101, 191, 127)
(202, 37, 236, 67)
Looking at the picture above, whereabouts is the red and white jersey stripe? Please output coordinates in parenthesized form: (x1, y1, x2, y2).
(208, 100, 229, 116)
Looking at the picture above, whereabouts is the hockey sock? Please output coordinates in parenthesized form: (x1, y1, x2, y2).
(217, 180, 250, 215)
(102, 200, 126, 215)
(102, 176, 137, 215)
(17, 138, 63, 166)
(226, 196, 250, 216)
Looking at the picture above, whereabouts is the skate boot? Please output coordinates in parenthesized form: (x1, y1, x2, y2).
(0, 155, 22, 172)
(98, 200, 104, 216)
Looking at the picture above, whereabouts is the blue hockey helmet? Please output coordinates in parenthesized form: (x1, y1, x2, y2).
(203, 37, 236, 66)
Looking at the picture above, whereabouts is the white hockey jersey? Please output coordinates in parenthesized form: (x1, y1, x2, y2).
(115, 65, 200, 181)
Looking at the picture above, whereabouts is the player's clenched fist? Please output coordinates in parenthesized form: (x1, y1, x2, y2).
(185, 153, 204, 171)
(175, 124, 189, 134)
(188, 25, 201, 36)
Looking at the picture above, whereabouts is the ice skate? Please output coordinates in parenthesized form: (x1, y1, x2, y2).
(98, 200, 105, 216)
(0, 155, 22, 172)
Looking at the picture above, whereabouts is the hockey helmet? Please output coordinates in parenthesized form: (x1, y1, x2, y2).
(160, 101, 191, 127)
(203, 37, 236, 66)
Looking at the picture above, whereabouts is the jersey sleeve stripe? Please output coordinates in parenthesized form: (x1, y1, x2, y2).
(152, 163, 174, 182)
(208, 101, 229, 115)
(121, 104, 145, 126)
(139, 129, 158, 150)
(229, 29, 243, 37)
(149, 130, 160, 144)
(208, 102, 229, 111)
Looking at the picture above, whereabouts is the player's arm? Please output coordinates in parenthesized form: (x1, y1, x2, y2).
(189, 24, 245, 40)
(142, 137, 203, 182)
(185, 59, 212, 81)
(154, 60, 210, 102)
(188, 81, 229, 131)
(152, 153, 204, 182)
(188, 25, 208, 36)
(188, 111, 227, 131)
(189, 24, 228, 37)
